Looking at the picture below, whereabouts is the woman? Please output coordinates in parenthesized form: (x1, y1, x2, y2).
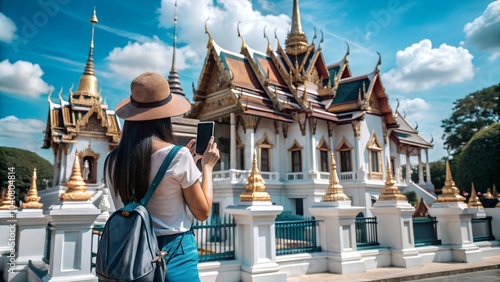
(106, 72, 219, 281)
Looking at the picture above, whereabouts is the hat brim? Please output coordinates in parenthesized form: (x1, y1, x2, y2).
(114, 94, 191, 121)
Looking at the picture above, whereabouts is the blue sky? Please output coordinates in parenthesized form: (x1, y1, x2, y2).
(1, 0, 499, 164)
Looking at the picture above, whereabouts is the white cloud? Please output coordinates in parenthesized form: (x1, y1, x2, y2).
(0, 59, 53, 97)
(0, 116, 46, 152)
(157, 0, 291, 57)
(382, 39, 474, 92)
(464, 0, 500, 55)
(396, 98, 430, 121)
(106, 37, 198, 81)
(0, 13, 17, 43)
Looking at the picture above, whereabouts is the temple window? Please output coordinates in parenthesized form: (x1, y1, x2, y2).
(289, 140, 303, 172)
(316, 137, 330, 172)
(78, 143, 100, 184)
(257, 133, 273, 172)
(336, 136, 353, 172)
(367, 132, 383, 180)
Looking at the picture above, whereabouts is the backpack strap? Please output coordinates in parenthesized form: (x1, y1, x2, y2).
(140, 145, 182, 206)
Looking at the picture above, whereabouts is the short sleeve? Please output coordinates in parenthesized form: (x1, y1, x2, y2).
(170, 147, 202, 188)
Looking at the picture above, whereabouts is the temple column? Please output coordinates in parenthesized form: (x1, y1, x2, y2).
(304, 122, 313, 180)
(274, 121, 281, 178)
(241, 115, 259, 171)
(230, 113, 237, 170)
(418, 149, 424, 185)
(405, 153, 411, 183)
(425, 149, 431, 185)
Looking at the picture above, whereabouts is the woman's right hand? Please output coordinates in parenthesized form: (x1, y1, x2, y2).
(201, 136, 220, 169)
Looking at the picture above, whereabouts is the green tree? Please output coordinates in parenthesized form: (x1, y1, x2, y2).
(456, 123, 500, 194)
(441, 83, 500, 155)
(0, 147, 53, 205)
(404, 191, 418, 207)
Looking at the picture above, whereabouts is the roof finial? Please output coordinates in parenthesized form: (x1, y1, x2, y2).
(74, 8, 99, 100)
(375, 51, 382, 72)
(311, 27, 317, 45)
(285, 0, 308, 55)
(205, 17, 213, 46)
(274, 28, 282, 50)
(237, 21, 247, 51)
(264, 25, 272, 53)
(318, 30, 324, 50)
(171, 0, 178, 72)
(47, 88, 53, 103)
(167, 0, 186, 97)
(85, 7, 98, 76)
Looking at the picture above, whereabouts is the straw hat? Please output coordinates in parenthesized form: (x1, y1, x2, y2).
(115, 72, 191, 121)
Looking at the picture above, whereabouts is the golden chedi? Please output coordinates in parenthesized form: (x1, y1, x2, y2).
(379, 160, 407, 201)
(483, 188, 494, 199)
(60, 152, 92, 201)
(322, 153, 349, 201)
(21, 168, 43, 209)
(436, 160, 465, 202)
(0, 186, 14, 210)
(240, 149, 270, 202)
(467, 183, 483, 208)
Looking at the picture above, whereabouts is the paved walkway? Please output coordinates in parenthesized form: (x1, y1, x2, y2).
(287, 255, 500, 281)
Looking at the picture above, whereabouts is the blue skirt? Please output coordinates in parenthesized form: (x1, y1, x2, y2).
(157, 230, 200, 282)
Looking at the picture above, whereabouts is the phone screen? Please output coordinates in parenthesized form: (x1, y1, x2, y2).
(195, 121, 215, 154)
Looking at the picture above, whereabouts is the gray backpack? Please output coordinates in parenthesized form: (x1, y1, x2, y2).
(96, 145, 181, 282)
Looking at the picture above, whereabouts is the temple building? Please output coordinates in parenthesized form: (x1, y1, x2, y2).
(40, 9, 121, 205)
(188, 0, 434, 217)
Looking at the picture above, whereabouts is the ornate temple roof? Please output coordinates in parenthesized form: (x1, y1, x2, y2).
(42, 9, 121, 149)
(391, 112, 433, 150)
(189, 0, 431, 151)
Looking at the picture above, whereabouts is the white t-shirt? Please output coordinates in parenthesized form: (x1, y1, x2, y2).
(107, 145, 202, 236)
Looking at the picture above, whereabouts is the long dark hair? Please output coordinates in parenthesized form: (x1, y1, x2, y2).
(106, 117, 176, 203)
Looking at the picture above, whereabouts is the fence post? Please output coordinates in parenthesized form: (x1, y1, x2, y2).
(226, 202, 286, 282)
(7, 209, 47, 281)
(43, 201, 100, 281)
(485, 208, 500, 240)
(310, 201, 365, 274)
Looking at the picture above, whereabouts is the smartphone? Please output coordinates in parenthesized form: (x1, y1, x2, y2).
(195, 121, 215, 154)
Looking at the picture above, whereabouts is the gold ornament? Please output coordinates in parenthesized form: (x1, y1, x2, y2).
(436, 160, 465, 203)
(60, 152, 92, 201)
(21, 168, 43, 209)
(467, 183, 483, 208)
(322, 153, 349, 201)
(379, 159, 407, 201)
(240, 149, 271, 202)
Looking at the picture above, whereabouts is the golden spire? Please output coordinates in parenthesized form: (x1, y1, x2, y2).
(379, 159, 407, 201)
(167, 0, 186, 97)
(285, 0, 309, 55)
(0, 186, 15, 210)
(73, 7, 99, 101)
(483, 188, 494, 199)
(60, 151, 92, 201)
(492, 184, 498, 198)
(436, 159, 466, 202)
(21, 168, 43, 209)
(467, 182, 483, 208)
(240, 149, 271, 202)
(322, 153, 349, 201)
